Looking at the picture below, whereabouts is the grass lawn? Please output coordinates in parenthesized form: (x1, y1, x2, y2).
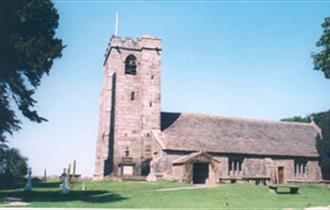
(0, 179, 330, 209)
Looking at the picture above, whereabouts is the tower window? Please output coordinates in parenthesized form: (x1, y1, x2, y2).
(149, 102, 152, 107)
(151, 75, 154, 79)
(131, 92, 135, 101)
(125, 55, 137, 75)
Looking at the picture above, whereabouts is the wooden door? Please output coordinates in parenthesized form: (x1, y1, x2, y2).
(193, 163, 209, 184)
(278, 167, 284, 184)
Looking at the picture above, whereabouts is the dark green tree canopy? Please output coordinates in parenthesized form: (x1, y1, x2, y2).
(0, 146, 28, 187)
(312, 17, 330, 78)
(281, 116, 311, 123)
(0, 0, 64, 142)
(281, 111, 330, 179)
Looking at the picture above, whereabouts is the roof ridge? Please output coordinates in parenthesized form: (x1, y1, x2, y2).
(178, 111, 314, 127)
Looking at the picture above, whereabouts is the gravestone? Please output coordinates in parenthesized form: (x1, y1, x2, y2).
(81, 181, 86, 191)
(43, 169, 47, 182)
(73, 160, 76, 177)
(68, 164, 72, 184)
(60, 168, 69, 194)
(24, 167, 32, 191)
(147, 159, 157, 181)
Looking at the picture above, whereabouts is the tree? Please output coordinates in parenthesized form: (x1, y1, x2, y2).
(0, 0, 64, 142)
(281, 111, 330, 179)
(281, 116, 311, 123)
(312, 111, 330, 180)
(0, 147, 28, 187)
(312, 17, 330, 78)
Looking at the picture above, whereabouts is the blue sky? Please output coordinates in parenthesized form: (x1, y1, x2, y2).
(9, 1, 330, 176)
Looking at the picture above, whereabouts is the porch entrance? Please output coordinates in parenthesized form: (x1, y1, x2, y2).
(193, 163, 209, 184)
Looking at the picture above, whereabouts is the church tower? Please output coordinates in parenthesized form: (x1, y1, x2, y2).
(94, 35, 161, 178)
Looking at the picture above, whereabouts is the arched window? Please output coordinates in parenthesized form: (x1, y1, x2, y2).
(125, 55, 137, 75)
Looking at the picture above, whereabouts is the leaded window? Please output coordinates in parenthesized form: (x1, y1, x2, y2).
(294, 159, 308, 177)
(125, 55, 137, 75)
(228, 157, 244, 176)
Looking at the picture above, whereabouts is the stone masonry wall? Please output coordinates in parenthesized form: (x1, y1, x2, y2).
(154, 151, 322, 183)
(94, 35, 161, 178)
(94, 59, 114, 178)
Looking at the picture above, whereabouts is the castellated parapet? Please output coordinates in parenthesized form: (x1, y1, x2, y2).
(94, 35, 161, 179)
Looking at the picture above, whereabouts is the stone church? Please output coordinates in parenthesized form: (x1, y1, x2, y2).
(94, 35, 323, 185)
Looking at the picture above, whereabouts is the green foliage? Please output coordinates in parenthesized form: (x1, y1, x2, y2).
(0, 0, 64, 142)
(312, 17, 330, 78)
(281, 116, 311, 123)
(281, 110, 330, 179)
(311, 111, 330, 180)
(0, 147, 28, 187)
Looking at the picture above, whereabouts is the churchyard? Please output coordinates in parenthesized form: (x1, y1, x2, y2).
(1, 179, 330, 209)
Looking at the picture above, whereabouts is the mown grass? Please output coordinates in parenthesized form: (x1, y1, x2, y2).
(0, 179, 329, 209)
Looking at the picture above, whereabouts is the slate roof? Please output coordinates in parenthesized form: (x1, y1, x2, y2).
(159, 112, 321, 157)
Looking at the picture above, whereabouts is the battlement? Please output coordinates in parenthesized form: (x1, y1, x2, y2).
(104, 35, 161, 65)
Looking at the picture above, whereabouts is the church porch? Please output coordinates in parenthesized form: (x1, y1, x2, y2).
(170, 151, 221, 185)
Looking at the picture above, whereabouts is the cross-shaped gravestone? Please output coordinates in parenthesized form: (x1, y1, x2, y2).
(24, 167, 32, 191)
(60, 168, 69, 194)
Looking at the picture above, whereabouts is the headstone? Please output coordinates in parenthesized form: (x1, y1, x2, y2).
(146, 160, 157, 182)
(60, 168, 69, 194)
(81, 181, 86, 191)
(24, 167, 32, 191)
(68, 164, 72, 184)
(43, 169, 47, 182)
(73, 160, 76, 177)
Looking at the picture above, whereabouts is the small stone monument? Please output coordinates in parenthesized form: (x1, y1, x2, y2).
(146, 159, 157, 182)
(81, 181, 86, 191)
(24, 167, 33, 191)
(72, 160, 76, 177)
(43, 169, 47, 182)
(68, 164, 72, 184)
(119, 147, 135, 176)
(60, 168, 69, 194)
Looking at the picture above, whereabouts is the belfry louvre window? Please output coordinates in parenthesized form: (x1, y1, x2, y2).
(228, 157, 243, 176)
(125, 55, 137, 75)
(294, 159, 308, 176)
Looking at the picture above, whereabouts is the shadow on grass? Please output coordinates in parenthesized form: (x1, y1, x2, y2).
(0, 178, 52, 190)
(1, 179, 127, 204)
(0, 178, 26, 190)
(275, 191, 299, 195)
(32, 181, 63, 189)
(0, 189, 127, 204)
